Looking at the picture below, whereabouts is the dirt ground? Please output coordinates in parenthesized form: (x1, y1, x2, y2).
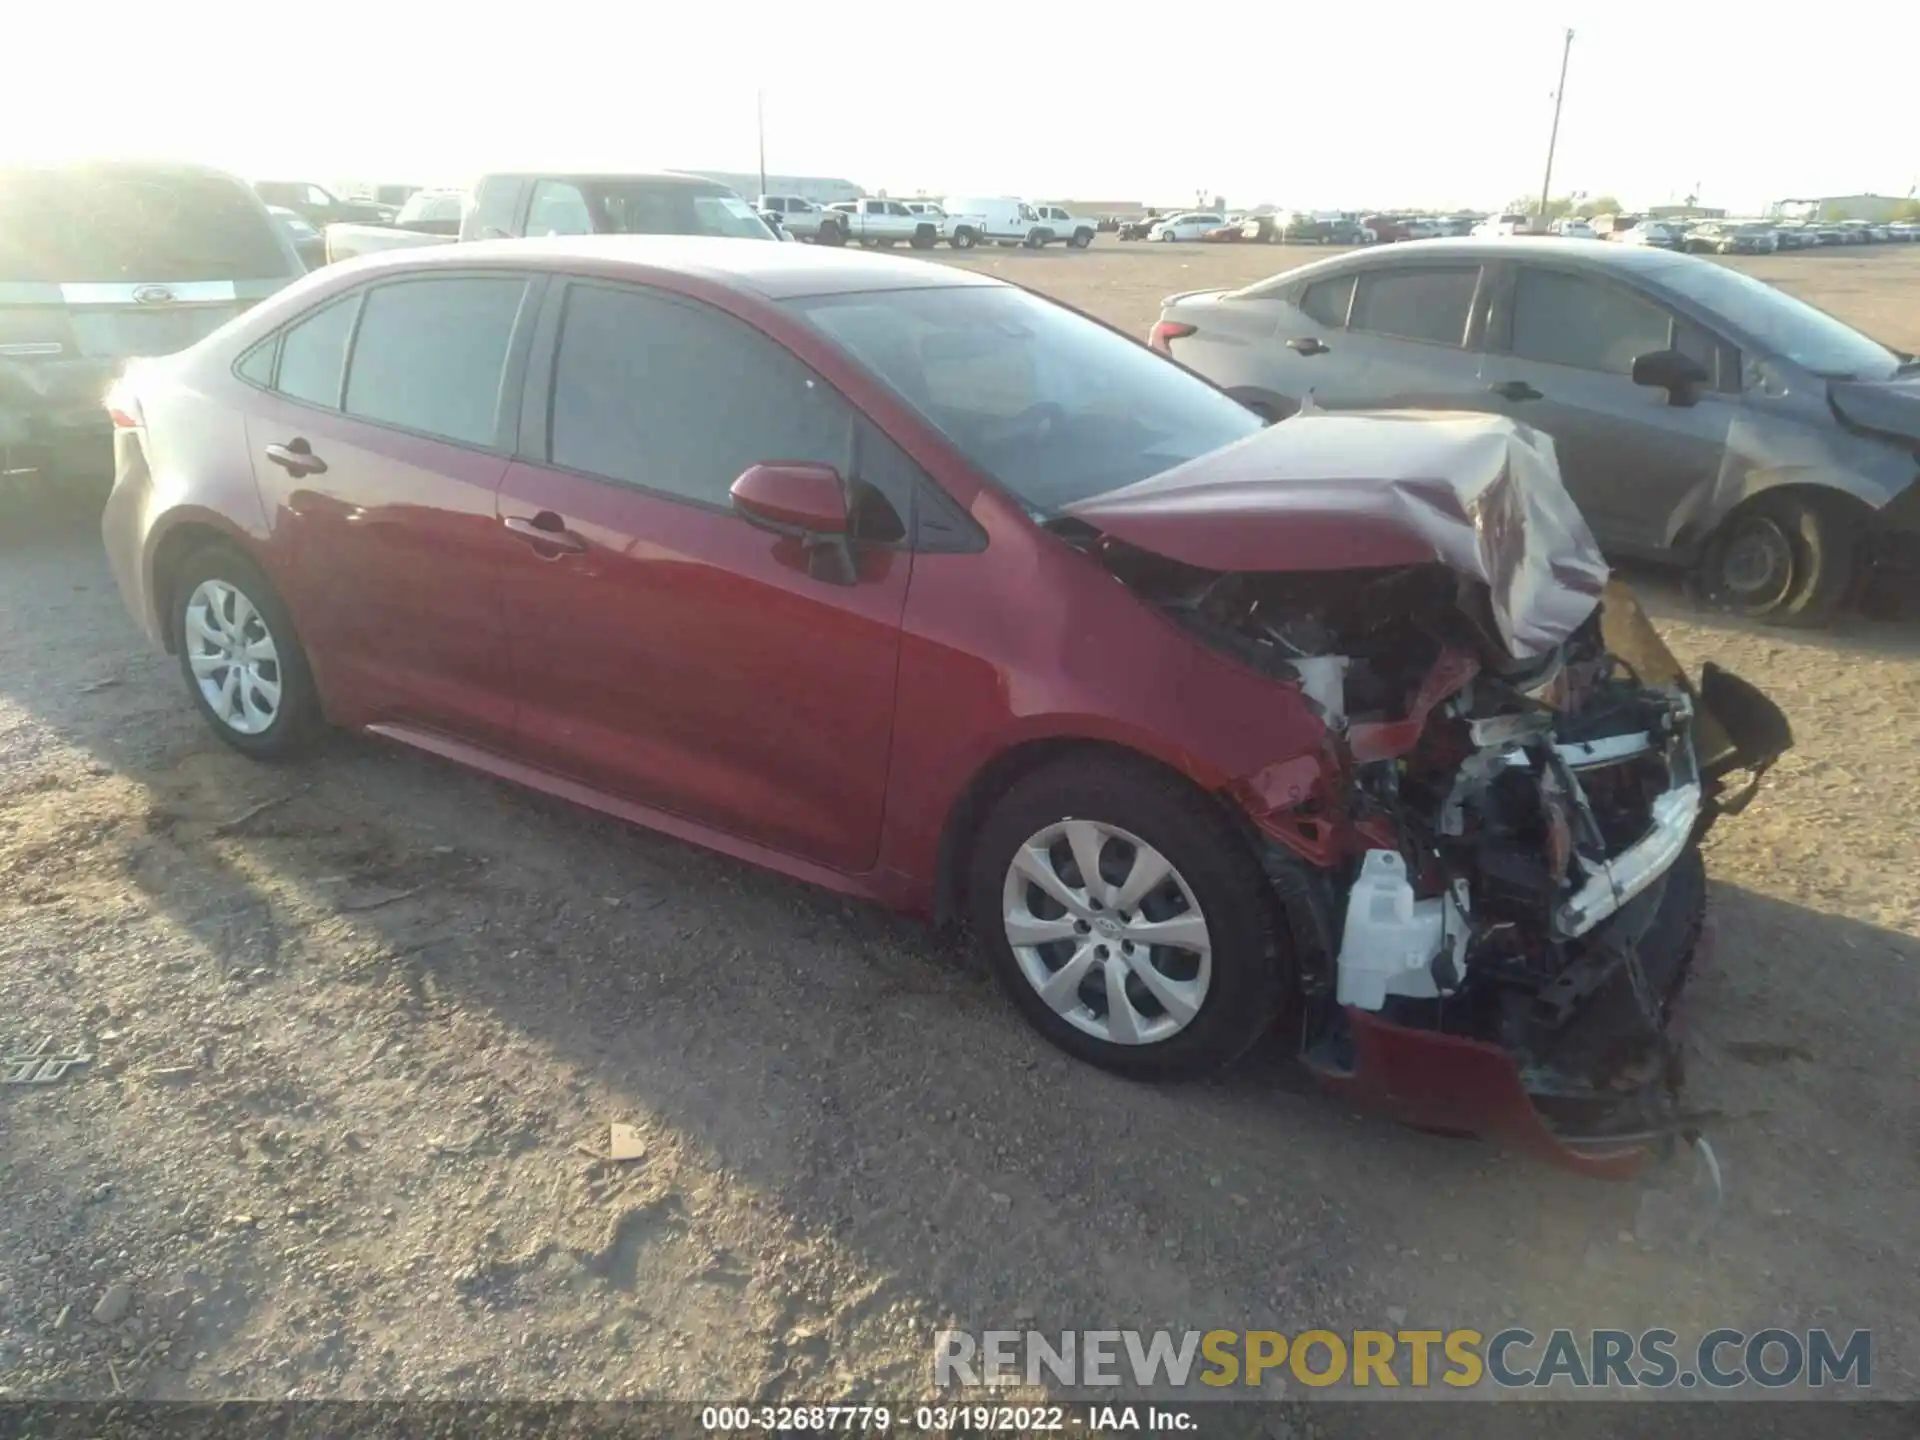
(2, 242, 1917, 1414)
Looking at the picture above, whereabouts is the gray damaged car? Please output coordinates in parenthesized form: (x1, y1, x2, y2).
(1152, 237, 1920, 624)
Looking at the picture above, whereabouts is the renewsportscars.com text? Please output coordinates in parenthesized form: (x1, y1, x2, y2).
(934, 1327, 1872, 1391)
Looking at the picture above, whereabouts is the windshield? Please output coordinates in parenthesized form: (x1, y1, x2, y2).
(1656, 259, 1900, 379)
(588, 182, 775, 240)
(0, 165, 294, 282)
(790, 285, 1263, 511)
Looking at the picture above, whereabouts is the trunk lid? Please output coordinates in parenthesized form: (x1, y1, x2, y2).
(1063, 409, 1610, 660)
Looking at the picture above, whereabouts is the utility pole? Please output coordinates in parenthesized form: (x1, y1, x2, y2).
(1537, 28, 1574, 228)
(757, 88, 768, 198)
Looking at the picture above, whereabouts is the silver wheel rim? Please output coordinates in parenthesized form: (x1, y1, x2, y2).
(184, 579, 283, 736)
(1001, 819, 1212, 1046)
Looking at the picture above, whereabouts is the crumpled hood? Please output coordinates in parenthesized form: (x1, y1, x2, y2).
(1064, 409, 1610, 660)
(1829, 373, 1920, 443)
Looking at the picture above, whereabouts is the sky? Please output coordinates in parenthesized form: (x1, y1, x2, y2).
(4, 1, 1912, 214)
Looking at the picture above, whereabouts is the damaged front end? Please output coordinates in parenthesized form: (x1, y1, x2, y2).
(1062, 412, 1793, 1175)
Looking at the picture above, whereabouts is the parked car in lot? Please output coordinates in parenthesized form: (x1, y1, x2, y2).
(324, 171, 777, 266)
(268, 207, 326, 270)
(1892, 222, 1920, 242)
(1152, 237, 1920, 623)
(254, 181, 391, 228)
(99, 236, 1789, 1169)
(936, 197, 1053, 250)
(1550, 218, 1598, 240)
(827, 198, 942, 250)
(1616, 221, 1685, 249)
(1030, 204, 1097, 249)
(324, 188, 468, 263)
(1146, 212, 1225, 243)
(1772, 222, 1815, 250)
(1, 160, 304, 486)
(1682, 221, 1778, 255)
(1116, 213, 1166, 241)
(758, 195, 848, 246)
(1472, 213, 1533, 238)
(1282, 212, 1363, 244)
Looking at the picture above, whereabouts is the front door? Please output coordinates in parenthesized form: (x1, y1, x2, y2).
(242, 273, 536, 744)
(1478, 264, 1736, 553)
(494, 280, 912, 873)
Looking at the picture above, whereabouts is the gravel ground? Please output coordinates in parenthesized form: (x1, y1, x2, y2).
(1, 244, 1916, 1413)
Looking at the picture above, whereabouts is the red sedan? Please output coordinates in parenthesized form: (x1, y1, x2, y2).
(101, 238, 1787, 1170)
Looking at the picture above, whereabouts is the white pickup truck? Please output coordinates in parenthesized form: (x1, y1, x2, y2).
(758, 195, 849, 246)
(827, 198, 942, 250)
(1029, 203, 1097, 248)
(323, 189, 467, 264)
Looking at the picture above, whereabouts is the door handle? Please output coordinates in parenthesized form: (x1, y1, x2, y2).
(1489, 380, 1543, 401)
(1287, 337, 1330, 356)
(263, 439, 327, 477)
(504, 512, 587, 554)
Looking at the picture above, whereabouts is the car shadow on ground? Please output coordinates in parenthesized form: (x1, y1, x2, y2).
(2, 508, 1916, 1403)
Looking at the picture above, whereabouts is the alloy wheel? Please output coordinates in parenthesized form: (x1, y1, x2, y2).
(1000, 818, 1212, 1046)
(184, 578, 283, 735)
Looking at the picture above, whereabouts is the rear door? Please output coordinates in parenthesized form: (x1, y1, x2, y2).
(493, 279, 915, 872)
(1258, 261, 1487, 410)
(1477, 262, 1737, 553)
(240, 271, 539, 744)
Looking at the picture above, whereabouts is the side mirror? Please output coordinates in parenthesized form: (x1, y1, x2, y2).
(1630, 348, 1710, 403)
(731, 463, 856, 585)
(730, 462, 849, 535)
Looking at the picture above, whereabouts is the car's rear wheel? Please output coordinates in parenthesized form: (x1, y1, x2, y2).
(1697, 490, 1860, 626)
(172, 545, 322, 759)
(950, 227, 978, 249)
(817, 223, 847, 247)
(967, 756, 1285, 1080)
(1069, 228, 1093, 249)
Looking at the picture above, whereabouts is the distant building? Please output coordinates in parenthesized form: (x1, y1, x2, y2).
(1043, 199, 1149, 217)
(1648, 204, 1726, 220)
(686, 170, 862, 204)
(1772, 194, 1909, 223)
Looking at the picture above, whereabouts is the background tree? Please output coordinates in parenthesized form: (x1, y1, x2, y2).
(1576, 194, 1624, 217)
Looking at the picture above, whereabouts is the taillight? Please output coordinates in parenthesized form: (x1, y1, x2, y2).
(1149, 320, 1197, 354)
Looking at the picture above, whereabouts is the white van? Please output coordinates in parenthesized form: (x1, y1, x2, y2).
(941, 196, 1052, 250)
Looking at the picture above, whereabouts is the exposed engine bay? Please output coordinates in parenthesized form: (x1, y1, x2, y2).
(1057, 527, 1792, 1170)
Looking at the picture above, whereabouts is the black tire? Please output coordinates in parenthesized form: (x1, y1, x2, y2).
(909, 232, 935, 250)
(966, 755, 1286, 1080)
(817, 223, 847, 248)
(171, 544, 323, 760)
(1696, 490, 1861, 627)
(950, 227, 978, 250)
(1068, 228, 1093, 249)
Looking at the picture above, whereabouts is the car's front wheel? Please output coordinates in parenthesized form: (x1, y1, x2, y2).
(172, 545, 322, 759)
(950, 227, 978, 249)
(1696, 490, 1861, 626)
(967, 756, 1286, 1080)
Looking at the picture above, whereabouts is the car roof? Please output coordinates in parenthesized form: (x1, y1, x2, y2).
(1319, 236, 1707, 273)
(352, 234, 1007, 300)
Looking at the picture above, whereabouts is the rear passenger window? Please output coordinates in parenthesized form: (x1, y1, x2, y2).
(550, 284, 858, 510)
(274, 295, 361, 409)
(235, 337, 277, 388)
(1350, 267, 1479, 346)
(1299, 275, 1354, 329)
(343, 277, 526, 446)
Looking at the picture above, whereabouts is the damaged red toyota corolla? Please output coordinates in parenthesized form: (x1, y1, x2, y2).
(100, 238, 1792, 1174)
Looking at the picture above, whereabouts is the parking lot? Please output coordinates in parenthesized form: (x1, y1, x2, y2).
(2, 240, 1918, 1411)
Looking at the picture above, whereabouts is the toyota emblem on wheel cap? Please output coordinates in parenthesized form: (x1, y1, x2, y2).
(132, 285, 175, 305)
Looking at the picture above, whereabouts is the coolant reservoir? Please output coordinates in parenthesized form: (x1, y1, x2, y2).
(1336, 850, 1455, 1010)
